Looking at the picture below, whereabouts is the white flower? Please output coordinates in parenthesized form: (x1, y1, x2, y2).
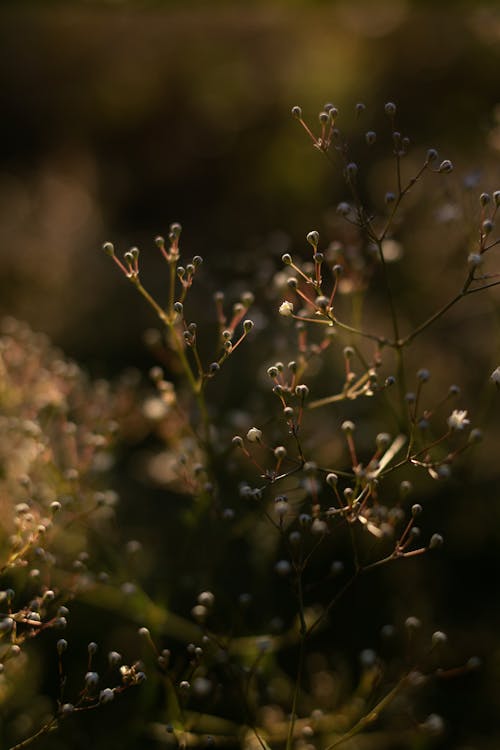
(279, 301, 294, 317)
(246, 427, 262, 443)
(490, 366, 500, 386)
(447, 409, 470, 431)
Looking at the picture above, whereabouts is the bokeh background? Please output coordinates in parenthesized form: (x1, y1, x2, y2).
(1, 0, 500, 748)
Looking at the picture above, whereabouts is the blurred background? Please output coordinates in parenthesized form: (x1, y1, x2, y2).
(0, 0, 500, 748)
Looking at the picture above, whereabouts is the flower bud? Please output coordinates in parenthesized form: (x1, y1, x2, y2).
(291, 105, 302, 119)
(306, 231, 319, 247)
(429, 533, 444, 550)
(438, 160, 453, 174)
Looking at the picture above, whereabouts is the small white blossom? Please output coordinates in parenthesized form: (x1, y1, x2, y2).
(279, 301, 294, 317)
(490, 366, 500, 386)
(447, 409, 470, 431)
(246, 427, 262, 443)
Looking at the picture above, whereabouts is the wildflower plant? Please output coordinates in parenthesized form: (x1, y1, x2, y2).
(97, 100, 500, 750)
(1, 98, 498, 749)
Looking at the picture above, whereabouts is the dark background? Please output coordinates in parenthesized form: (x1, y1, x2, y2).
(0, 1, 499, 748)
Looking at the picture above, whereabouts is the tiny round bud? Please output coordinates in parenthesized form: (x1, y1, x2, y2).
(232, 435, 243, 448)
(192, 255, 203, 268)
(88, 642, 98, 656)
(336, 202, 351, 216)
(274, 446, 287, 459)
(431, 630, 447, 647)
(341, 420, 355, 433)
(355, 102, 366, 114)
(108, 651, 122, 667)
(365, 130, 376, 145)
(243, 319, 254, 333)
(421, 713, 445, 736)
(169, 222, 182, 238)
(198, 591, 215, 608)
(275, 559, 291, 576)
(493, 190, 500, 206)
(343, 346, 355, 359)
(400, 480, 412, 497)
(438, 159, 453, 174)
(173, 301, 183, 314)
(417, 368, 430, 382)
(85, 671, 99, 689)
(138, 627, 150, 638)
(426, 148, 438, 162)
(376, 433, 391, 450)
(99, 687, 115, 704)
(282, 253, 292, 265)
(295, 384, 309, 399)
(480, 192, 491, 206)
(346, 162, 358, 179)
(299, 513, 311, 527)
(315, 295, 329, 311)
(306, 230, 320, 247)
(429, 533, 444, 550)
(102, 242, 115, 256)
(468, 428, 483, 444)
(326, 473, 338, 487)
(50, 501, 61, 514)
(384, 102, 397, 116)
(405, 616, 421, 630)
(57, 639, 68, 655)
(385, 191, 396, 205)
(283, 406, 294, 419)
(291, 105, 302, 119)
(411, 504, 423, 517)
(319, 111, 329, 124)
(303, 461, 317, 475)
(482, 219, 494, 235)
(61, 703, 75, 716)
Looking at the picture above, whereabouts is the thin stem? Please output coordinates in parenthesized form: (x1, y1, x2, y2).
(9, 717, 59, 750)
